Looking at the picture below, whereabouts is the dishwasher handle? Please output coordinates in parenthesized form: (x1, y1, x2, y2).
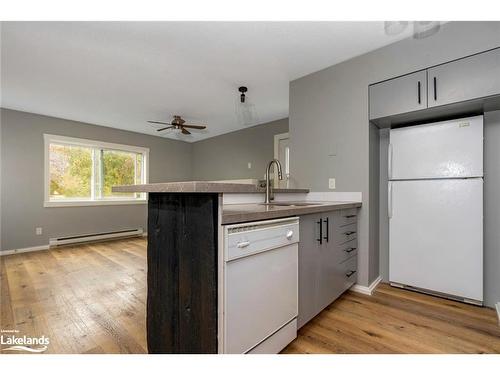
(236, 241, 251, 248)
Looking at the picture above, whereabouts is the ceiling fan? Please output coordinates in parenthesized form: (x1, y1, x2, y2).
(148, 115, 206, 135)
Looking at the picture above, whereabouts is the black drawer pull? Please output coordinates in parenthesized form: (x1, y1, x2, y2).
(344, 247, 357, 253)
(344, 231, 356, 236)
(433, 76, 437, 101)
(417, 81, 421, 104)
(317, 218, 323, 244)
(346, 270, 357, 278)
(323, 217, 329, 242)
(344, 215, 357, 218)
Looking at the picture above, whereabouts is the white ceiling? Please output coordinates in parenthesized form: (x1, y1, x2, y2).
(1, 22, 413, 142)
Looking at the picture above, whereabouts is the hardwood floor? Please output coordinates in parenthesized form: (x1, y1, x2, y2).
(283, 284, 500, 354)
(1, 238, 499, 354)
(1, 238, 148, 354)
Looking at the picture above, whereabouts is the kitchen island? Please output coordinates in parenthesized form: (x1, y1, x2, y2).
(113, 181, 361, 354)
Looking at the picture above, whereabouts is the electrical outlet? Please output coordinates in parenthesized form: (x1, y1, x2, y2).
(328, 178, 336, 190)
(247, 162, 252, 169)
(36, 227, 43, 235)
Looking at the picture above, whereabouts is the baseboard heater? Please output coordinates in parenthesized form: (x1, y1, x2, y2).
(49, 228, 144, 247)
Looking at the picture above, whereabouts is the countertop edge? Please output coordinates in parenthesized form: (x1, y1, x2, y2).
(221, 202, 362, 225)
(113, 181, 309, 194)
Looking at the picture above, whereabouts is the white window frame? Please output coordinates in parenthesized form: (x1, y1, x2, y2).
(44, 134, 149, 207)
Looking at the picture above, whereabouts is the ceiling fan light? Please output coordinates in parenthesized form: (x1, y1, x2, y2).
(413, 21, 440, 39)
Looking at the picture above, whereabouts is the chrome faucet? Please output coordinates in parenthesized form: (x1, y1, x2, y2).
(265, 159, 283, 204)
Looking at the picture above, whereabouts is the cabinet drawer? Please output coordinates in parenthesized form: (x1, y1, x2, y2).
(226, 219, 299, 261)
(338, 238, 358, 263)
(336, 223, 357, 244)
(337, 208, 358, 227)
(341, 255, 358, 288)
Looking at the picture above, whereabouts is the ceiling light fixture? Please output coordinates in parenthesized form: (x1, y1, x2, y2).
(238, 86, 248, 103)
(383, 21, 441, 39)
(384, 21, 409, 36)
(413, 21, 441, 39)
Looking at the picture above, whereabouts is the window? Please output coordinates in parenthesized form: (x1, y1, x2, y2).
(44, 134, 149, 207)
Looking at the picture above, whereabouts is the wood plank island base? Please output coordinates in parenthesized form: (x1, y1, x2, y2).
(146, 193, 219, 353)
(111, 181, 362, 354)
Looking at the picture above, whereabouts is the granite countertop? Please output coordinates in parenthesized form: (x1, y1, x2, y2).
(112, 181, 309, 194)
(222, 201, 362, 224)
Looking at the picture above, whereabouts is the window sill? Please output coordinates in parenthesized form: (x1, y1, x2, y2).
(44, 199, 147, 208)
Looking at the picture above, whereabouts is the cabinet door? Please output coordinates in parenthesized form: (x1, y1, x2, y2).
(297, 213, 322, 328)
(317, 214, 345, 310)
(369, 70, 427, 119)
(428, 48, 500, 108)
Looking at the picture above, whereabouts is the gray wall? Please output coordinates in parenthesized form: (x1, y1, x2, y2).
(378, 111, 500, 307)
(1, 109, 193, 251)
(191, 118, 288, 181)
(378, 128, 390, 281)
(289, 22, 500, 287)
(368, 123, 380, 282)
(483, 111, 500, 306)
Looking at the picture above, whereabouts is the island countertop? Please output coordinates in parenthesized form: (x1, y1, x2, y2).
(112, 181, 309, 194)
(222, 201, 361, 224)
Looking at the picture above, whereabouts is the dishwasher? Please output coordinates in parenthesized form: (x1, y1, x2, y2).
(222, 217, 299, 354)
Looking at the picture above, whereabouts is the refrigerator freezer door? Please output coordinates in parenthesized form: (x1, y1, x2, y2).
(389, 178, 483, 301)
(389, 115, 483, 180)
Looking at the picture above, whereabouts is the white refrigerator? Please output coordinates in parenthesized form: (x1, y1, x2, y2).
(388, 115, 484, 304)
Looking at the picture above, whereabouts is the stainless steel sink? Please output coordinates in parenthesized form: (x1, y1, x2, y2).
(259, 202, 317, 207)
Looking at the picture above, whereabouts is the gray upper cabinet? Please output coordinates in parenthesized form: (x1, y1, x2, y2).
(427, 48, 500, 108)
(369, 70, 427, 120)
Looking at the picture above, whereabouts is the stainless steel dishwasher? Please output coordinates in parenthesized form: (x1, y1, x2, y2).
(222, 217, 299, 354)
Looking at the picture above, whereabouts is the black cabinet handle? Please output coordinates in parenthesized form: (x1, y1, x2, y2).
(433, 77, 437, 101)
(344, 215, 357, 219)
(344, 231, 356, 236)
(346, 270, 357, 278)
(323, 217, 329, 242)
(317, 218, 323, 244)
(417, 81, 421, 104)
(344, 247, 357, 253)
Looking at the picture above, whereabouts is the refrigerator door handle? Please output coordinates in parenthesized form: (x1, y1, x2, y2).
(388, 143, 393, 179)
(388, 181, 393, 219)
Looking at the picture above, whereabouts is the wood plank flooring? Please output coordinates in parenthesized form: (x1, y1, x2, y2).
(1, 238, 148, 354)
(283, 283, 500, 354)
(1, 238, 499, 354)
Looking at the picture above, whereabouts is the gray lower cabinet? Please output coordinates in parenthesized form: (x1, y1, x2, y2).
(427, 47, 500, 108)
(297, 213, 322, 328)
(298, 209, 358, 329)
(369, 70, 427, 120)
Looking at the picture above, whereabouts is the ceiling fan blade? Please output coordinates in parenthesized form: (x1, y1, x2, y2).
(181, 124, 207, 129)
(157, 126, 175, 132)
(181, 127, 191, 135)
(148, 120, 172, 125)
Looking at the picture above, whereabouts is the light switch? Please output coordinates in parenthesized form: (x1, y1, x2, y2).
(328, 178, 336, 190)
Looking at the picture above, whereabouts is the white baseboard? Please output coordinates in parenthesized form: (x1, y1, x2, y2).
(496, 303, 500, 325)
(0, 245, 50, 256)
(350, 275, 383, 296)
